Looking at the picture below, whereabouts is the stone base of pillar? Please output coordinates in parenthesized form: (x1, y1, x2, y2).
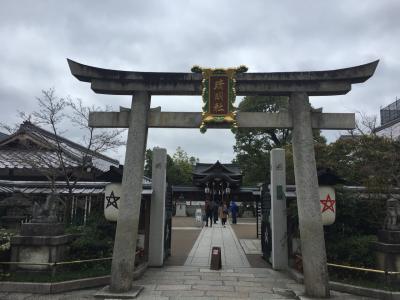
(94, 285, 144, 299)
(372, 229, 400, 284)
(10, 222, 73, 273)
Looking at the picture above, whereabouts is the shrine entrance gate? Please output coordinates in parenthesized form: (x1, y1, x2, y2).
(67, 59, 378, 298)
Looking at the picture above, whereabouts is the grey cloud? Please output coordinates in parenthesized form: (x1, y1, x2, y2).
(1, 0, 399, 163)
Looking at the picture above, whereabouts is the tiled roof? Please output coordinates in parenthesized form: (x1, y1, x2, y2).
(192, 161, 242, 186)
(193, 161, 241, 175)
(0, 180, 106, 195)
(96, 165, 152, 185)
(0, 122, 119, 172)
(0, 180, 151, 195)
(0, 149, 79, 169)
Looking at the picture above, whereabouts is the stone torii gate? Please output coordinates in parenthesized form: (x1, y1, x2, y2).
(67, 59, 378, 298)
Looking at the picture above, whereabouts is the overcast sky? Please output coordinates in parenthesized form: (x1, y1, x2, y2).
(1, 0, 399, 164)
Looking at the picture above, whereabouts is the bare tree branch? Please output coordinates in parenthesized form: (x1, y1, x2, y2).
(3, 88, 126, 224)
(67, 96, 126, 153)
(349, 111, 378, 136)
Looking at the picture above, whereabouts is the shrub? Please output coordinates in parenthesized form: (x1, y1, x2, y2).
(66, 212, 116, 260)
(326, 235, 377, 268)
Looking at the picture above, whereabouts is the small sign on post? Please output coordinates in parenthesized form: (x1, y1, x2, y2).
(210, 246, 222, 270)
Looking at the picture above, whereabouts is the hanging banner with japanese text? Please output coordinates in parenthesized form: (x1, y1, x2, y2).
(191, 65, 248, 133)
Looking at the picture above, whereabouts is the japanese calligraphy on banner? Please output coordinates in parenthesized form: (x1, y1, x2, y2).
(319, 186, 336, 226)
(191, 65, 248, 133)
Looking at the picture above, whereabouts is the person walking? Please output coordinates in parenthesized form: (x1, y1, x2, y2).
(219, 203, 228, 227)
(213, 200, 219, 224)
(205, 199, 213, 227)
(204, 199, 210, 227)
(218, 203, 223, 225)
(230, 200, 238, 224)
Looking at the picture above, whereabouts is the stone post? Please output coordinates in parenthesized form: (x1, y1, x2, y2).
(110, 91, 151, 293)
(270, 148, 288, 270)
(148, 147, 167, 266)
(289, 92, 330, 298)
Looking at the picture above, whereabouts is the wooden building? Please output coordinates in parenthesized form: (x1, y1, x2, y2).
(0, 122, 152, 228)
(172, 161, 260, 216)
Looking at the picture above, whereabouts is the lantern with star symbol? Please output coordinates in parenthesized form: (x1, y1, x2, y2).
(104, 183, 122, 221)
(319, 186, 336, 225)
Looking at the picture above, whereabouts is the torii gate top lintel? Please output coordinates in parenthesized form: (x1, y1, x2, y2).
(67, 59, 379, 96)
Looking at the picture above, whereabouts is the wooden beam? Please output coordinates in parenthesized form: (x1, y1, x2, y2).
(89, 111, 355, 130)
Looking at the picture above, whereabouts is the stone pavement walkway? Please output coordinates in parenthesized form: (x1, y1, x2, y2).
(134, 266, 376, 299)
(1, 218, 377, 299)
(136, 266, 301, 299)
(0, 266, 376, 299)
(185, 221, 250, 268)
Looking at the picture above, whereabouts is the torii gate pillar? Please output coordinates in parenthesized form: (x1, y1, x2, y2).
(110, 91, 150, 293)
(290, 92, 330, 297)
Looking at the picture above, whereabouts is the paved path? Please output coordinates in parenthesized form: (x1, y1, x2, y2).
(185, 221, 250, 268)
(1, 218, 377, 299)
(135, 266, 376, 299)
(0, 266, 376, 299)
(136, 266, 302, 299)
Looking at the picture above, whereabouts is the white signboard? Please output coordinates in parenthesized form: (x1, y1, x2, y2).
(319, 186, 336, 226)
(104, 183, 122, 221)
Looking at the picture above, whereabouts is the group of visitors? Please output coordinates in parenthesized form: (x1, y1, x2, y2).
(203, 199, 238, 228)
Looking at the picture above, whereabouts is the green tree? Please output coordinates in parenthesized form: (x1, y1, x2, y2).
(323, 135, 400, 189)
(144, 149, 153, 178)
(144, 147, 198, 185)
(233, 96, 291, 185)
(233, 96, 328, 185)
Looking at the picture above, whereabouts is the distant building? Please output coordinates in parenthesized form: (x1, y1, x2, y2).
(374, 98, 400, 140)
(0, 132, 8, 142)
(0, 121, 123, 227)
(0, 121, 120, 181)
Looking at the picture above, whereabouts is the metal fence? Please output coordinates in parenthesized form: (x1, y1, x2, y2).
(0, 257, 112, 282)
(0, 250, 143, 283)
(380, 98, 400, 125)
(295, 255, 400, 292)
(328, 263, 400, 292)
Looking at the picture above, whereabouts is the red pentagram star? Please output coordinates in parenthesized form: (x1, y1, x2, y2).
(320, 194, 336, 213)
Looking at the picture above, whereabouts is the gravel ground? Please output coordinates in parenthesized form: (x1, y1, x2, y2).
(230, 218, 271, 268)
(165, 217, 201, 266)
(172, 216, 199, 228)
